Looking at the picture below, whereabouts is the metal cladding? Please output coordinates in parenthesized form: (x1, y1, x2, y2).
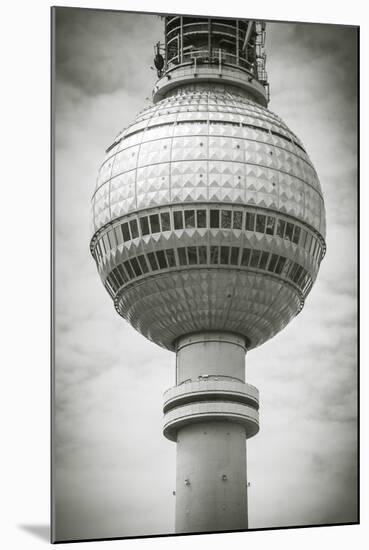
(90, 87, 326, 351)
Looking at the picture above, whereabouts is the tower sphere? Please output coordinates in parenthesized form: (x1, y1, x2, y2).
(90, 23, 326, 353)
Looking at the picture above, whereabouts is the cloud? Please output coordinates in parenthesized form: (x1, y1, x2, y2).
(55, 8, 162, 96)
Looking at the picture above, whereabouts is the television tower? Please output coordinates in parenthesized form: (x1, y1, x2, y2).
(90, 16, 326, 534)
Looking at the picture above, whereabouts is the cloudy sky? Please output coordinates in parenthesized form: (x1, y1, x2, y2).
(53, 7, 358, 542)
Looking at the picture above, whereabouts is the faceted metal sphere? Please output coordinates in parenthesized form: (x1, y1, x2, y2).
(90, 88, 326, 351)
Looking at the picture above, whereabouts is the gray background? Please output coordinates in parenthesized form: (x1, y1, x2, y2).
(53, 8, 358, 541)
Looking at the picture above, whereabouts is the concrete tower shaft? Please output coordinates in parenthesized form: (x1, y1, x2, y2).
(175, 421, 248, 532)
(163, 333, 259, 533)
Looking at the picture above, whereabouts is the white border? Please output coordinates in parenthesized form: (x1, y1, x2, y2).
(0, 0, 366, 548)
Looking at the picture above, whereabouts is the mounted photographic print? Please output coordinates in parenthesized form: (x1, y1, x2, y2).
(51, 6, 359, 543)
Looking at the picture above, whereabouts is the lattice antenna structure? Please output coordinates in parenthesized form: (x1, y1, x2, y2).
(152, 17, 270, 104)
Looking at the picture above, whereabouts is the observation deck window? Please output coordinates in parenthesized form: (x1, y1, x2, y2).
(110, 270, 120, 289)
(230, 247, 239, 265)
(121, 267, 129, 284)
(178, 247, 188, 265)
(166, 248, 176, 267)
(292, 225, 301, 245)
(210, 245, 219, 264)
(297, 269, 307, 287)
(139, 216, 150, 236)
(95, 243, 102, 262)
(233, 211, 243, 230)
(118, 268, 127, 285)
(111, 266, 127, 287)
(185, 210, 196, 228)
(294, 265, 304, 284)
(311, 239, 318, 260)
(161, 212, 171, 231)
(256, 214, 266, 233)
(110, 271, 119, 289)
(300, 274, 309, 289)
(220, 246, 230, 264)
(305, 233, 312, 253)
(210, 210, 220, 228)
(198, 246, 208, 264)
(150, 214, 161, 234)
(99, 238, 106, 256)
(303, 278, 313, 295)
(315, 242, 322, 261)
(197, 209, 207, 228)
(250, 249, 261, 268)
(241, 248, 251, 266)
(123, 260, 135, 279)
(130, 257, 142, 277)
(174, 211, 184, 230)
(156, 250, 168, 269)
(102, 235, 110, 254)
(275, 256, 286, 275)
(114, 226, 124, 245)
(122, 222, 131, 241)
(282, 259, 292, 277)
(276, 219, 286, 238)
(107, 230, 117, 249)
(268, 254, 279, 273)
(310, 240, 316, 259)
(266, 216, 275, 235)
(288, 263, 299, 281)
(300, 229, 307, 248)
(147, 252, 159, 270)
(221, 210, 232, 229)
(188, 246, 198, 264)
(259, 251, 270, 270)
(285, 222, 294, 242)
(246, 212, 255, 232)
(137, 255, 149, 274)
(129, 219, 139, 239)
